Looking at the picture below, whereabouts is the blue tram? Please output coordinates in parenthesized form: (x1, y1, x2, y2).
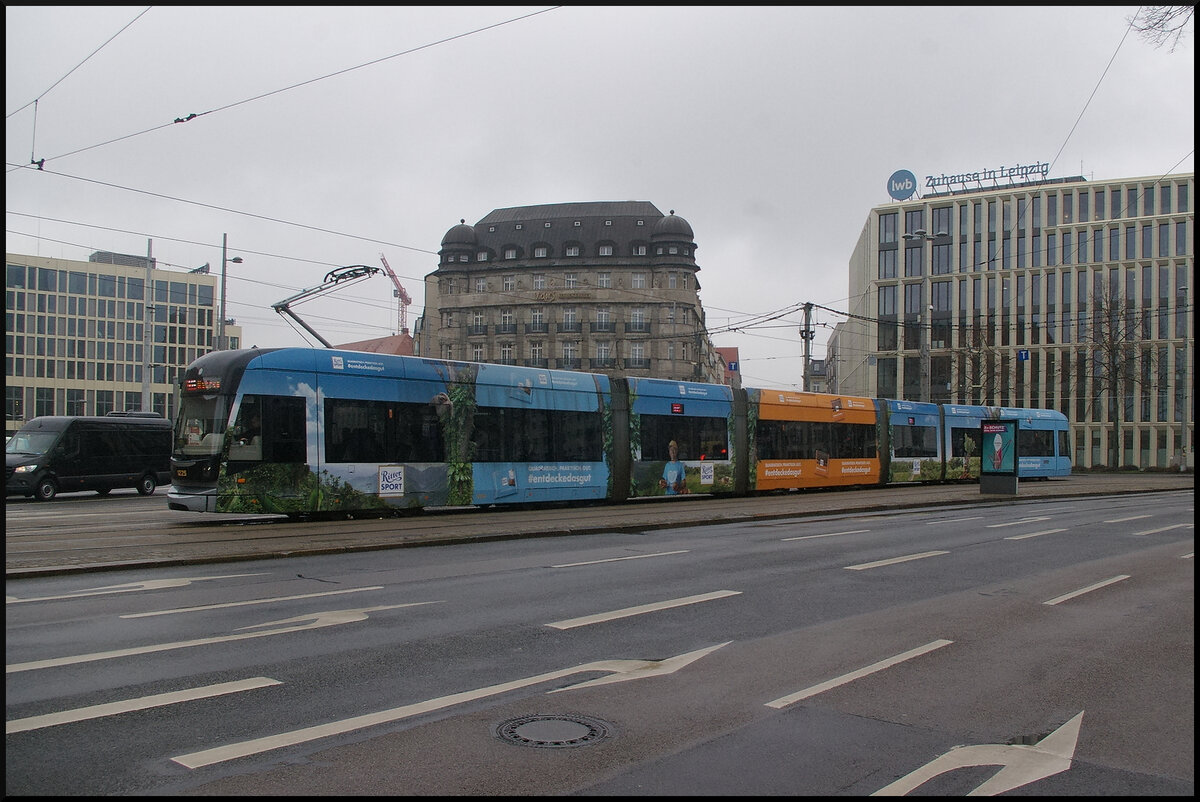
(168, 347, 1069, 515)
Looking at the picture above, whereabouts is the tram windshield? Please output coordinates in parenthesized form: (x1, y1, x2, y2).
(174, 395, 232, 457)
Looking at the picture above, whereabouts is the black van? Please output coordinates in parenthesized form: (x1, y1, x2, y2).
(5, 413, 173, 501)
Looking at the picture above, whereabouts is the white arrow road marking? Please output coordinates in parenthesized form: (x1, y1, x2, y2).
(872, 711, 1084, 796)
(1043, 575, 1130, 606)
(546, 590, 741, 629)
(171, 642, 730, 769)
(5, 603, 436, 674)
(766, 640, 953, 708)
(6, 677, 281, 734)
(844, 551, 949, 571)
(120, 586, 385, 618)
(547, 641, 730, 692)
(6, 574, 267, 604)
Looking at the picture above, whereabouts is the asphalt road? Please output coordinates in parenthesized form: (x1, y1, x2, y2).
(6, 472, 1193, 577)
(6, 486, 1194, 795)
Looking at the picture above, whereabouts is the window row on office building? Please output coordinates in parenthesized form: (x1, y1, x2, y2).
(832, 172, 1194, 469)
(5, 253, 240, 432)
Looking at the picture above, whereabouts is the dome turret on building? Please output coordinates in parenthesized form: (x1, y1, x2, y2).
(441, 219, 477, 248)
(651, 210, 694, 241)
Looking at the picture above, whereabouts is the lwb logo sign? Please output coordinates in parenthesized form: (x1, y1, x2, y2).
(888, 169, 917, 201)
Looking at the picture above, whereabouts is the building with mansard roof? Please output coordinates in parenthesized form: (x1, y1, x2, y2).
(416, 201, 723, 383)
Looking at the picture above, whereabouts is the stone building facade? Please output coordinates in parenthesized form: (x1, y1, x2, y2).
(416, 201, 722, 383)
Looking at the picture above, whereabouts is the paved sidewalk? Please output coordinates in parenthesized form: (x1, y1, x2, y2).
(6, 472, 1193, 578)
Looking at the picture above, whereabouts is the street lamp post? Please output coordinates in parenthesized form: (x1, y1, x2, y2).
(218, 233, 243, 350)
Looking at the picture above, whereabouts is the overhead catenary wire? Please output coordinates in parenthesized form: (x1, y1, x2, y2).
(5, 6, 152, 120)
(18, 7, 562, 168)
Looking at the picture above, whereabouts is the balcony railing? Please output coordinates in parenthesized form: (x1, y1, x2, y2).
(624, 357, 650, 369)
(495, 323, 517, 335)
(557, 322, 583, 333)
(467, 324, 488, 336)
(624, 322, 650, 334)
(525, 322, 550, 334)
(590, 321, 616, 333)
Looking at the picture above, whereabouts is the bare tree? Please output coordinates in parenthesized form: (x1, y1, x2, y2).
(1130, 5, 1194, 52)
(1078, 281, 1161, 468)
(951, 326, 1003, 406)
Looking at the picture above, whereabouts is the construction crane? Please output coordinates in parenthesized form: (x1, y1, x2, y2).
(379, 254, 412, 334)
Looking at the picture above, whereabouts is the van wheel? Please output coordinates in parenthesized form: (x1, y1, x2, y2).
(137, 474, 157, 496)
(34, 478, 58, 501)
(96, 488, 112, 496)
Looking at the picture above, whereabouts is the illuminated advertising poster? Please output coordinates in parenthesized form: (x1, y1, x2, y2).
(980, 420, 1017, 476)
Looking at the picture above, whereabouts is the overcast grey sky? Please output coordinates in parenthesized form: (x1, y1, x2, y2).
(6, 5, 1194, 390)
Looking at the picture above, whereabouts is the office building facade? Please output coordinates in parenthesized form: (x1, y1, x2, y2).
(5, 252, 242, 435)
(417, 201, 722, 383)
(827, 172, 1193, 470)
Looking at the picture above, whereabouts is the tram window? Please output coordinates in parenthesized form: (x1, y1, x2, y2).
(472, 406, 603, 462)
(640, 414, 727, 461)
(831, 422, 877, 459)
(755, 420, 841, 460)
(1057, 430, 1070, 457)
(261, 396, 307, 463)
(892, 424, 938, 458)
(1019, 429, 1054, 457)
(949, 428, 974, 458)
(324, 398, 444, 464)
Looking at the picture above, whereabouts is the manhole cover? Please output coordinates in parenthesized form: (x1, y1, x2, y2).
(494, 714, 613, 748)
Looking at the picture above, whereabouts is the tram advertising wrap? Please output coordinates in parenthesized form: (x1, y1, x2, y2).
(168, 348, 1070, 516)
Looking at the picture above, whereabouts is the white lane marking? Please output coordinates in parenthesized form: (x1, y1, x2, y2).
(1004, 528, 1069, 541)
(6, 677, 281, 734)
(546, 590, 741, 630)
(986, 517, 1051, 528)
(1181, 552, 1194, 559)
(6, 574, 267, 604)
(1131, 523, 1192, 536)
(1104, 514, 1152, 523)
(6, 603, 434, 674)
(766, 639, 953, 708)
(552, 550, 688, 568)
(782, 530, 869, 542)
(1043, 575, 1130, 606)
(844, 551, 949, 571)
(172, 643, 729, 769)
(929, 516, 984, 524)
(120, 586, 385, 618)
